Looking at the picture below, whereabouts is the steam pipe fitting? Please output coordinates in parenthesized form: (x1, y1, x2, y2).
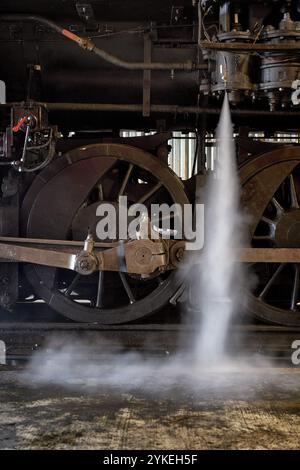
(0, 14, 207, 71)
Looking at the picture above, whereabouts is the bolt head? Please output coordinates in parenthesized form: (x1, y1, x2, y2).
(176, 247, 184, 262)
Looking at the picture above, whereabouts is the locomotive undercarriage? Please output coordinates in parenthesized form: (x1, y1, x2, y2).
(2, 1, 300, 325)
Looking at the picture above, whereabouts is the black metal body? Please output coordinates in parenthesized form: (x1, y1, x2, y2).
(1, 1, 300, 131)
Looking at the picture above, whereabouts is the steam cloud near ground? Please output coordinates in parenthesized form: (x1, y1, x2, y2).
(23, 337, 299, 400)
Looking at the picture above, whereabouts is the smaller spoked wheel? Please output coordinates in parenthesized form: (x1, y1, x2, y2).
(21, 144, 189, 323)
(241, 147, 300, 325)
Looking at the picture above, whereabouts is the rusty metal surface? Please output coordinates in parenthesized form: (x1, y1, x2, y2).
(0, 242, 77, 270)
(123, 240, 167, 275)
(0, 236, 120, 248)
(5, 234, 300, 275)
(4, 234, 300, 277)
(0, 238, 169, 275)
(239, 248, 300, 263)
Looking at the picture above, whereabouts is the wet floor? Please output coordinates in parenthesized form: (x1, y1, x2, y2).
(0, 365, 300, 449)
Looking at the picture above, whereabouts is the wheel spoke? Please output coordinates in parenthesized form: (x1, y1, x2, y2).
(289, 174, 299, 209)
(97, 183, 104, 201)
(119, 272, 136, 304)
(259, 264, 285, 300)
(159, 212, 175, 222)
(261, 216, 275, 227)
(119, 163, 134, 197)
(260, 216, 276, 239)
(272, 197, 284, 218)
(137, 182, 163, 204)
(96, 270, 104, 308)
(151, 212, 176, 236)
(65, 273, 81, 296)
(151, 211, 175, 225)
(291, 265, 300, 311)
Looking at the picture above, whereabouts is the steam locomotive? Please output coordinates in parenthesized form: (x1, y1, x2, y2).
(1, 0, 300, 326)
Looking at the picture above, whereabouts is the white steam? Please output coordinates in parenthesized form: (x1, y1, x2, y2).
(194, 94, 245, 363)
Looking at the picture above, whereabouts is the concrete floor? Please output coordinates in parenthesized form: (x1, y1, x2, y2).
(1, 364, 300, 449)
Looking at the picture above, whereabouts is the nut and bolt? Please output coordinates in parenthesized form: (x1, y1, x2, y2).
(176, 247, 184, 262)
(79, 259, 91, 271)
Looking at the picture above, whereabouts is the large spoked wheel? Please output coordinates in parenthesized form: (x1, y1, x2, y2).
(20, 143, 189, 323)
(240, 146, 300, 326)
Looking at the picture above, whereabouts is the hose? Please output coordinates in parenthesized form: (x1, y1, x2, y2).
(0, 14, 207, 72)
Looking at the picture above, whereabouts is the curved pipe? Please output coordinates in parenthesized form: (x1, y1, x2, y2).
(0, 14, 207, 71)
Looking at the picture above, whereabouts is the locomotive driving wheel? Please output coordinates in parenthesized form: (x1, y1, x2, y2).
(240, 146, 300, 326)
(20, 143, 189, 323)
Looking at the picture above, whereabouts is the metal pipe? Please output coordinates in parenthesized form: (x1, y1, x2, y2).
(199, 40, 300, 52)
(28, 102, 300, 117)
(0, 14, 64, 35)
(0, 14, 207, 71)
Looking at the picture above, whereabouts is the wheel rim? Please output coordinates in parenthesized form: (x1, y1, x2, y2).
(20, 143, 189, 323)
(240, 146, 300, 326)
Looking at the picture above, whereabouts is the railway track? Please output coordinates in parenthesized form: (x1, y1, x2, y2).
(0, 320, 300, 364)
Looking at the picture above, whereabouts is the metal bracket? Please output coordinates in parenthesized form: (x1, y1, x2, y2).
(76, 3, 98, 31)
(143, 34, 152, 117)
(0, 340, 5, 365)
(292, 79, 300, 106)
(170, 6, 186, 25)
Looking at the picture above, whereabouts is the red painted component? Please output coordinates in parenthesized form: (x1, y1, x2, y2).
(62, 29, 82, 45)
(12, 116, 27, 133)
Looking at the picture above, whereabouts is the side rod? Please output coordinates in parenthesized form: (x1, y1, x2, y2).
(1, 238, 300, 276)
